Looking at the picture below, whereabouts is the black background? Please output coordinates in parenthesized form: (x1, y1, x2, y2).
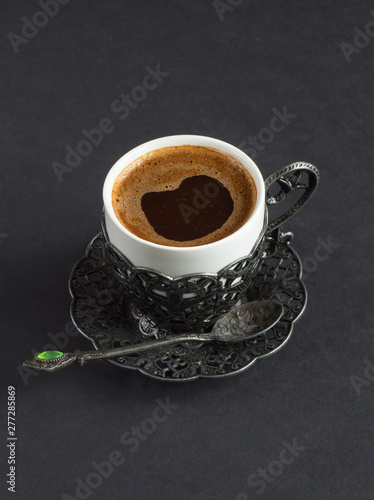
(1, 1, 374, 499)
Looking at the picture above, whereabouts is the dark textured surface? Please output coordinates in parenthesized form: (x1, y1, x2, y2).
(1, 1, 373, 499)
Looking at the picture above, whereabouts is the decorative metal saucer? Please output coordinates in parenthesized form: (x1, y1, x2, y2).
(69, 228, 306, 381)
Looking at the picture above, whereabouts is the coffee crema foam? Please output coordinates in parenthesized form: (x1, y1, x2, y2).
(112, 145, 257, 247)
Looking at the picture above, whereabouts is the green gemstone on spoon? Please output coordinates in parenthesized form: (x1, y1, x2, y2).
(37, 350, 64, 360)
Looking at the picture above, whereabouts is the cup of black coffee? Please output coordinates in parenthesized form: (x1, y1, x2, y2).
(102, 135, 319, 332)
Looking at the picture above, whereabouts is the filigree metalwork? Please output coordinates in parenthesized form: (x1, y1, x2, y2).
(102, 214, 268, 333)
(265, 162, 319, 232)
(69, 227, 306, 381)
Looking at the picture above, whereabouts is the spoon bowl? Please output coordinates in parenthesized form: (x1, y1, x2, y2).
(208, 300, 284, 343)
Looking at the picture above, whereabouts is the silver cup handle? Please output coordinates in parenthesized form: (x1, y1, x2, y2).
(265, 162, 320, 232)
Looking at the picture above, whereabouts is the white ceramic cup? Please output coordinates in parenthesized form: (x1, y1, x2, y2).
(103, 135, 266, 277)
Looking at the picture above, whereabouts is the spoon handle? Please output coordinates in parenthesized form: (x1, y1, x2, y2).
(79, 333, 202, 363)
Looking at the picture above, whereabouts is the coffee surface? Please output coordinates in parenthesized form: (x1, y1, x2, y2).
(112, 145, 257, 247)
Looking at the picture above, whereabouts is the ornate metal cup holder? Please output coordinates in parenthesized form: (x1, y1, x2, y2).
(69, 227, 307, 381)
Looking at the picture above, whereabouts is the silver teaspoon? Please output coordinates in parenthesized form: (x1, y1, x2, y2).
(23, 300, 283, 372)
